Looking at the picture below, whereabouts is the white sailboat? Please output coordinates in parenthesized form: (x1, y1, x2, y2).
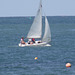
(19, 0, 51, 47)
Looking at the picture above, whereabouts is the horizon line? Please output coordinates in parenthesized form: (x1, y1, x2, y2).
(0, 15, 75, 17)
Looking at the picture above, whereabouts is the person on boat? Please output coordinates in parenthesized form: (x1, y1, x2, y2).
(28, 39, 33, 44)
(32, 38, 35, 43)
(20, 37, 26, 44)
(38, 40, 42, 43)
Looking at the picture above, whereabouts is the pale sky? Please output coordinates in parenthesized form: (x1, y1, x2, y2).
(0, 0, 75, 17)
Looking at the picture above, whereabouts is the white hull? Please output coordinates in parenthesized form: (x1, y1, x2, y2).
(19, 41, 51, 47)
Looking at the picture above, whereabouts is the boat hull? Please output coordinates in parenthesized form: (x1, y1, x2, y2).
(19, 41, 51, 47)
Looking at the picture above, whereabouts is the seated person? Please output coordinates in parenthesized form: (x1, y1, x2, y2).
(28, 39, 33, 44)
(38, 40, 42, 43)
(32, 38, 35, 43)
(20, 37, 26, 44)
(21, 40, 26, 44)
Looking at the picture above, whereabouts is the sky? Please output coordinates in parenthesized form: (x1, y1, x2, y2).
(0, 0, 75, 17)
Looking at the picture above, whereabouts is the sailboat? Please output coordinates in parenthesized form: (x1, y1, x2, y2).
(19, 0, 51, 47)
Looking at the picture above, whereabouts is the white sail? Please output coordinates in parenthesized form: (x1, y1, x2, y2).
(27, 0, 42, 38)
(42, 16, 51, 43)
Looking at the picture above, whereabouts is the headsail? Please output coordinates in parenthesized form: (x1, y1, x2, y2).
(27, 0, 42, 38)
(42, 16, 51, 43)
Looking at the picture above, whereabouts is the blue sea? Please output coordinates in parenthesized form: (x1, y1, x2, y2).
(0, 16, 75, 75)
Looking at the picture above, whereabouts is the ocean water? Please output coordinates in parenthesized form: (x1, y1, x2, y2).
(0, 16, 75, 75)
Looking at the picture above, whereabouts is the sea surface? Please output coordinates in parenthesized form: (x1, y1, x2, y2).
(0, 16, 75, 75)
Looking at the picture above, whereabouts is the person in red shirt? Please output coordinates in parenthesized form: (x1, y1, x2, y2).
(32, 38, 35, 43)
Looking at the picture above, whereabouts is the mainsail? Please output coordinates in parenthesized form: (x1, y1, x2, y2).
(27, 0, 42, 38)
(42, 16, 51, 43)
